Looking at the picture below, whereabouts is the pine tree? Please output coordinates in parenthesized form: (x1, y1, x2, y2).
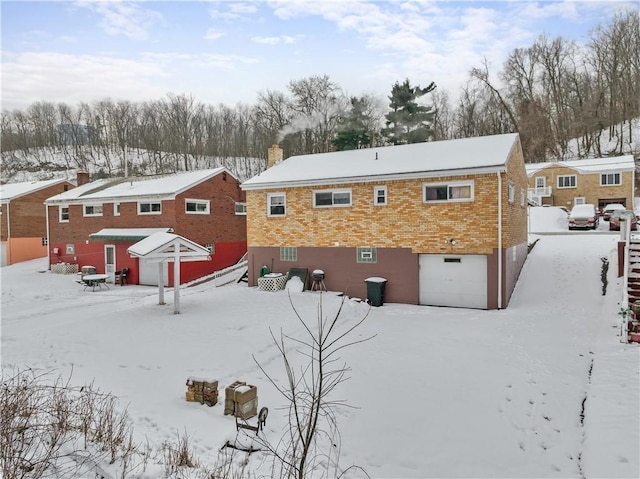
(333, 97, 372, 150)
(382, 79, 436, 145)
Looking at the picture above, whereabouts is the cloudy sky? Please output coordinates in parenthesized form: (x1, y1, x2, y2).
(1, 0, 636, 111)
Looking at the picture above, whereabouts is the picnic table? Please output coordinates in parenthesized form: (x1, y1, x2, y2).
(81, 273, 110, 291)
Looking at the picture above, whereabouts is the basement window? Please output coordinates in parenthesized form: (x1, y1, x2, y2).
(357, 247, 377, 264)
(280, 246, 297, 262)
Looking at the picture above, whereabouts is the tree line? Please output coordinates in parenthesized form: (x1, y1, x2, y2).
(1, 10, 637, 181)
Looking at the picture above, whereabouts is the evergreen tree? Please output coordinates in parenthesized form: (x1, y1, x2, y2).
(333, 97, 372, 150)
(382, 79, 436, 145)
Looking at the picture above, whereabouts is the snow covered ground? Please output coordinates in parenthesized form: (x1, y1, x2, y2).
(1, 207, 639, 478)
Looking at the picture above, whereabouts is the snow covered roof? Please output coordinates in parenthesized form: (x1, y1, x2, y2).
(127, 232, 211, 262)
(0, 178, 71, 202)
(525, 155, 636, 176)
(45, 168, 232, 204)
(242, 133, 520, 189)
(89, 228, 172, 241)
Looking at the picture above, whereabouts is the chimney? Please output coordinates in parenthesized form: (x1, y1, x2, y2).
(77, 170, 90, 186)
(267, 144, 284, 168)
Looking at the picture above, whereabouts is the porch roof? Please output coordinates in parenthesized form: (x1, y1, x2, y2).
(89, 227, 172, 240)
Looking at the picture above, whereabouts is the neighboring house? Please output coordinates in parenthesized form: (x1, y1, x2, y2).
(45, 168, 247, 286)
(0, 178, 75, 266)
(241, 134, 528, 310)
(526, 156, 636, 212)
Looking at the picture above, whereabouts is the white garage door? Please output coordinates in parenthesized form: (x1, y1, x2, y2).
(419, 254, 487, 309)
(139, 259, 168, 286)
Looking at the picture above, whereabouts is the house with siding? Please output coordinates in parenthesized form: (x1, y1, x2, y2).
(241, 134, 528, 309)
(1, 178, 75, 266)
(526, 156, 636, 212)
(45, 168, 246, 286)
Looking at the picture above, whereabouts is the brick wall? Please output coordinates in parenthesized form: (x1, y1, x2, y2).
(527, 166, 634, 210)
(247, 169, 527, 256)
(504, 141, 529, 249)
(2, 182, 74, 240)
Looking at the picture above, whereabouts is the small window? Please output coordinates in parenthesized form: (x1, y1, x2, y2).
(59, 206, 69, 222)
(424, 181, 473, 202)
(313, 189, 352, 208)
(42, 237, 48, 246)
(83, 204, 103, 217)
(65, 244, 75, 254)
(205, 243, 215, 254)
(557, 175, 577, 188)
(114, 203, 120, 216)
(235, 202, 247, 215)
(508, 182, 515, 203)
(357, 247, 377, 264)
(374, 186, 387, 206)
(601, 173, 621, 186)
(574, 197, 586, 205)
(268, 193, 286, 217)
(444, 257, 461, 263)
(185, 199, 210, 214)
(280, 246, 297, 261)
(138, 202, 162, 215)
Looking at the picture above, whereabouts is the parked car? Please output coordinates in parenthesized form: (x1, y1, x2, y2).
(609, 210, 638, 231)
(602, 203, 626, 221)
(569, 204, 599, 230)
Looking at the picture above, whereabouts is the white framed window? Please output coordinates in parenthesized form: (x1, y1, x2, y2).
(424, 181, 473, 203)
(601, 173, 621, 186)
(535, 177, 545, 189)
(508, 182, 515, 203)
(185, 199, 210, 214)
(357, 247, 377, 264)
(313, 189, 352, 208)
(574, 197, 586, 205)
(280, 246, 297, 261)
(267, 193, 286, 217)
(557, 175, 577, 188)
(83, 204, 103, 217)
(374, 186, 387, 206)
(138, 201, 162, 215)
(59, 205, 69, 222)
(235, 202, 247, 215)
(114, 202, 120, 216)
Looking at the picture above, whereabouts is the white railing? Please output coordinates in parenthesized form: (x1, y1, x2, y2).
(527, 186, 552, 198)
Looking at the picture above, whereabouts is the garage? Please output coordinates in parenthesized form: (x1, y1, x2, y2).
(419, 254, 488, 309)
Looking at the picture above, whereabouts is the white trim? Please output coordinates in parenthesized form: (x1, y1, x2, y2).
(59, 205, 69, 222)
(267, 192, 286, 217)
(113, 202, 121, 216)
(423, 180, 474, 203)
(313, 188, 352, 208)
(374, 186, 387, 206)
(185, 198, 210, 214)
(138, 201, 162, 215)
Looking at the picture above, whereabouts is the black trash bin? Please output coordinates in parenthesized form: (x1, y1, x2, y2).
(365, 277, 387, 307)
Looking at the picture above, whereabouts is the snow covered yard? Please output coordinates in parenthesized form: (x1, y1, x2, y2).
(1, 214, 639, 477)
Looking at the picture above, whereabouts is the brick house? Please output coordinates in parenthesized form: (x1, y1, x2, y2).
(45, 168, 246, 286)
(241, 133, 528, 309)
(526, 156, 636, 212)
(1, 178, 75, 266)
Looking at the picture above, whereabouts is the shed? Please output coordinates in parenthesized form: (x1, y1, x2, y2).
(128, 232, 211, 314)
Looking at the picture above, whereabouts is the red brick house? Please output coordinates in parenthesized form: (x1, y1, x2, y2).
(1, 178, 75, 266)
(45, 168, 246, 286)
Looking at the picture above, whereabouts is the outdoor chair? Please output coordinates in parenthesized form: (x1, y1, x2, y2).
(115, 267, 129, 286)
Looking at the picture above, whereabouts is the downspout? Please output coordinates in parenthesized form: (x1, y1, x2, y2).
(45, 202, 50, 268)
(6, 202, 10, 265)
(497, 171, 503, 309)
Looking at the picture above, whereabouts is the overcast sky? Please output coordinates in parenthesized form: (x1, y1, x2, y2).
(1, 0, 636, 112)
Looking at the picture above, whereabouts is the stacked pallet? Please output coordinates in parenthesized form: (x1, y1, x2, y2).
(224, 380, 258, 419)
(185, 377, 219, 406)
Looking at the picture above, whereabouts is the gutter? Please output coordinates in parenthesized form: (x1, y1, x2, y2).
(45, 201, 50, 267)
